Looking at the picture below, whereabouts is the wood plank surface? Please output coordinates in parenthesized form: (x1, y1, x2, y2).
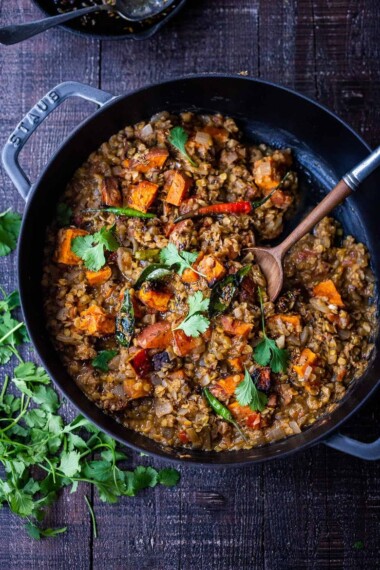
(0, 0, 379, 568)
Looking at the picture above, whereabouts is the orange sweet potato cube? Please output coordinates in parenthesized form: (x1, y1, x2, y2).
(172, 329, 203, 357)
(86, 266, 112, 286)
(181, 252, 204, 284)
(55, 228, 89, 266)
(123, 377, 152, 400)
(293, 348, 318, 378)
(253, 156, 282, 191)
(227, 357, 244, 372)
(312, 279, 344, 307)
(197, 254, 226, 285)
(137, 285, 173, 312)
(269, 314, 302, 333)
(125, 181, 159, 213)
(123, 147, 169, 173)
(216, 374, 244, 397)
(220, 316, 253, 337)
(164, 170, 192, 206)
(136, 321, 172, 349)
(74, 305, 115, 336)
(203, 126, 229, 144)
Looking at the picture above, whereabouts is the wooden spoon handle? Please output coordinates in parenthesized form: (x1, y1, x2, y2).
(278, 179, 351, 255)
(278, 145, 380, 257)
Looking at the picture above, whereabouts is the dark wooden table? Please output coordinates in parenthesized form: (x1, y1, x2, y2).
(0, 1, 379, 568)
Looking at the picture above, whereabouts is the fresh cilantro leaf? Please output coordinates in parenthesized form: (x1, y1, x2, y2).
(159, 243, 199, 276)
(56, 203, 72, 227)
(0, 210, 22, 257)
(254, 337, 289, 373)
(26, 522, 67, 540)
(71, 226, 119, 271)
(253, 288, 289, 373)
(158, 468, 181, 487)
(83, 460, 112, 482)
(92, 350, 118, 372)
(174, 291, 210, 337)
(0, 290, 20, 312)
(168, 126, 197, 167)
(58, 451, 81, 478)
(235, 368, 268, 412)
(132, 466, 159, 492)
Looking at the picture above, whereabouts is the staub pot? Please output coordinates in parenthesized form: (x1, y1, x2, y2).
(2, 76, 380, 464)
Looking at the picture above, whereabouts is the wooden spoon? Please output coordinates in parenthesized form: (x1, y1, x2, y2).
(252, 146, 380, 301)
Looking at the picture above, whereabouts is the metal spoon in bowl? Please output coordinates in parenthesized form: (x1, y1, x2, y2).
(0, 0, 177, 45)
(251, 146, 380, 302)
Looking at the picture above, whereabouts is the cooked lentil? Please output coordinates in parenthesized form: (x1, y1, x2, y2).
(42, 112, 376, 451)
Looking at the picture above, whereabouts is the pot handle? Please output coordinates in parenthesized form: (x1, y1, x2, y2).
(1, 81, 115, 201)
(324, 433, 380, 460)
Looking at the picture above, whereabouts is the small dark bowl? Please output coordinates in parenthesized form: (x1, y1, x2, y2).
(31, 0, 187, 40)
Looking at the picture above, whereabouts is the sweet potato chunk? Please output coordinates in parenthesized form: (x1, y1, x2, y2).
(86, 266, 112, 286)
(55, 228, 88, 265)
(228, 402, 261, 428)
(74, 305, 115, 336)
(136, 321, 172, 349)
(215, 374, 243, 397)
(227, 357, 244, 372)
(313, 279, 344, 307)
(220, 316, 253, 337)
(128, 349, 152, 378)
(172, 329, 203, 357)
(123, 147, 169, 173)
(197, 254, 226, 285)
(269, 314, 302, 333)
(125, 180, 159, 213)
(101, 177, 122, 207)
(164, 170, 192, 206)
(293, 348, 318, 378)
(137, 285, 173, 312)
(253, 156, 282, 191)
(181, 252, 204, 284)
(203, 126, 229, 144)
(123, 377, 152, 399)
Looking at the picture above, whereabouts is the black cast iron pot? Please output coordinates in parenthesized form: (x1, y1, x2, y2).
(2, 76, 380, 464)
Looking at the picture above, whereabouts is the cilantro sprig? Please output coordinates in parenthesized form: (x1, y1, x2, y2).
(0, 209, 22, 257)
(159, 243, 205, 277)
(235, 368, 268, 412)
(168, 126, 197, 167)
(254, 288, 289, 373)
(174, 291, 210, 337)
(71, 226, 119, 271)
(0, 287, 28, 365)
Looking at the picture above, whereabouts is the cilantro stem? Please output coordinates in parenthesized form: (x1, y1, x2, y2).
(0, 321, 23, 344)
(0, 374, 9, 402)
(0, 395, 30, 433)
(84, 495, 98, 538)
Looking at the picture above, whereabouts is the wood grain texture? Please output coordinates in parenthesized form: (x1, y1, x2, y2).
(0, 0, 379, 568)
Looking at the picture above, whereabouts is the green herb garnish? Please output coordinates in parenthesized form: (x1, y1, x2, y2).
(86, 207, 155, 219)
(168, 126, 197, 167)
(92, 350, 118, 372)
(159, 243, 204, 277)
(56, 203, 72, 227)
(235, 368, 268, 412)
(353, 540, 365, 550)
(71, 226, 119, 271)
(174, 291, 210, 337)
(254, 288, 289, 373)
(0, 209, 22, 257)
(203, 388, 247, 442)
(0, 287, 28, 365)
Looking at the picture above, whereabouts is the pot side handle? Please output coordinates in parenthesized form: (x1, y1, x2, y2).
(324, 433, 380, 460)
(1, 81, 115, 201)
